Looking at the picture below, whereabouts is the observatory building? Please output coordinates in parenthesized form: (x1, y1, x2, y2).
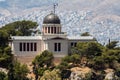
(10, 12, 95, 62)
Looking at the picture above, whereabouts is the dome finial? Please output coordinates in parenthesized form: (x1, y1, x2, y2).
(51, 11, 54, 14)
(53, 3, 58, 14)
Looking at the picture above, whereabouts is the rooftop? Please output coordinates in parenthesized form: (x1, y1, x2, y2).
(67, 36, 95, 40)
(11, 36, 42, 40)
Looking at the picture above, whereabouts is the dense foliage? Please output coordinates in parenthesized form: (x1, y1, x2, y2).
(0, 20, 38, 80)
(0, 71, 7, 80)
(1, 20, 38, 36)
(41, 69, 61, 80)
(0, 20, 38, 68)
(57, 41, 120, 80)
(32, 50, 54, 80)
(8, 61, 29, 80)
(30, 41, 120, 80)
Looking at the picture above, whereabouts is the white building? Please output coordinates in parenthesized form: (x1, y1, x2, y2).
(9, 12, 95, 62)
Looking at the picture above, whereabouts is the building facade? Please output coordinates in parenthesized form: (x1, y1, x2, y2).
(10, 12, 96, 59)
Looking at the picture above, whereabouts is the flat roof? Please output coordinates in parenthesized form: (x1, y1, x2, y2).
(11, 35, 95, 41)
(67, 36, 95, 40)
(11, 36, 42, 40)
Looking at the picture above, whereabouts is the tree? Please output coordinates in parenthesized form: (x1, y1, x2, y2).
(85, 42, 103, 58)
(33, 50, 54, 68)
(81, 32, 91, 36)
(102, 50, 120, 68)
(32, 50, 54, 80)
(1, 20, 38, 36)
(41, 69, 61, 80)
(0, 55, 13, 68)
(0, 71, 7, 80)
(0, 46, 13, 68)
(71, 42, 88, 56)
(57, 61, 69, 70)
(4, 46, 12, 56)
(0, 20, 38, 68)
(106, 41, 119, 49)
(92, 56, 105, 70)
(0, 30, 9, 47)
(74, 42, 103, 59)
(61, 54, 81, 65)
(8, 61, 29, 80)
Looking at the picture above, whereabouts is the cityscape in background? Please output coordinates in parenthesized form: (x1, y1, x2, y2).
(0, 0, 120, 45)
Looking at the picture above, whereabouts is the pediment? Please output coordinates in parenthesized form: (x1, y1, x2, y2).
(49, 37, 67, 40)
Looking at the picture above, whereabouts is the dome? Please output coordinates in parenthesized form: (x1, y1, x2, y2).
(43, 13, 60, 24)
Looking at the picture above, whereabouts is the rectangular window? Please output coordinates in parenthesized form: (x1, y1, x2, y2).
(27, 43, 29, 51)
(54, 43, 57, 51)
(71, 42, 77, 47)
(34, 43, 37, 51)
(31, 43, 33, 51)
(58, 43, 61, 51)
(54, 43, 61, 52)
(54, 27, 56, 33)
(23, 43, 26, 51)
(71, 43, 74, 47)
(19, 43, 22, 51)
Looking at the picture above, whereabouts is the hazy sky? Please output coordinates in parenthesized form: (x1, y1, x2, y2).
(0, 0, 5, 1)
(0, 0, 120, 16)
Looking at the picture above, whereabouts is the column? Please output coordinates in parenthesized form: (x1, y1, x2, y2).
(57, 27, 59, 34)
(48, 27, 50, 33)
(45, 27, 47, 33)
(59, 27, 61, 33)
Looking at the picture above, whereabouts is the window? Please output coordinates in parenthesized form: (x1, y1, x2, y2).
(71, 43, 74, 47)
(31, 43, 33, 51)
(34, 43, 37, 51)
(27, 43, 29, 51)
(58, 43, 61, 51)
(19, 42, 37, 52)
(54, 27, 56, 33)
(19, 43, 22, 51)
(54, 43, 57, 51)
(71, 42, 77, 47)
(54, 43, 61, 52)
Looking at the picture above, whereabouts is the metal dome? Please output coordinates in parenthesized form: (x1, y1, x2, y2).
(43, 13, 60, 24)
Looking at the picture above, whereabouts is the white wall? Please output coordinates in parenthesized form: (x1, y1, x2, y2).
(12, 40, 41, 57)
(46, 39, 68, 57)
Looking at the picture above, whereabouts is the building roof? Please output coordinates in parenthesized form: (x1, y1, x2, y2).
(67, 36, 95, 40)
(43, 13, 60, 24)
(11, 36, 42, 40)
(11, 35, 95, 41)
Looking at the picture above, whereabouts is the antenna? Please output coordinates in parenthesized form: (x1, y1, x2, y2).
(109, 38, 111, 46)
(53, 3, 58, 14)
